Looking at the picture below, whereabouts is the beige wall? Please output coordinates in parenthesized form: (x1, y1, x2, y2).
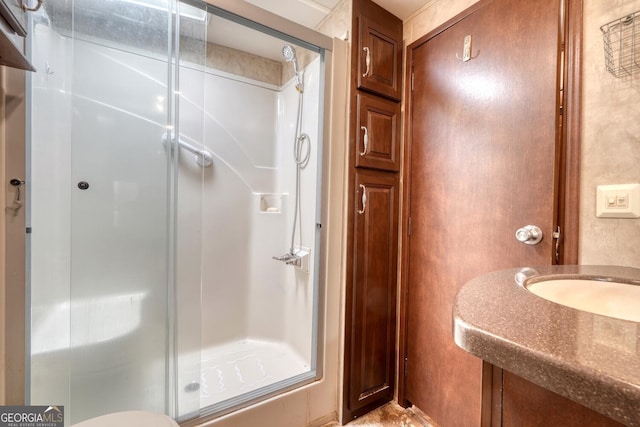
(404, 0, 640, 269)
(316, 0, 351, 40)
(206, 43, 283, 86)
(1, 65, 26, 404)
(580, 0, 640, 267)
(404, 0, 479, 46)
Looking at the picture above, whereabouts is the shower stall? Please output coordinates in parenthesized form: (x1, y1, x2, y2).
(26, 0, 332, 424)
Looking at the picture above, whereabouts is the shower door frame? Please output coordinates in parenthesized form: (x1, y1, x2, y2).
(23, 0, 335, 423)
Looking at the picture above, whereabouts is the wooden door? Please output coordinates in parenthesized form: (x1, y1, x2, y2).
(403, 0, 562, 425)
(356, 92, 401, 172)
(344, 169, 398, 420)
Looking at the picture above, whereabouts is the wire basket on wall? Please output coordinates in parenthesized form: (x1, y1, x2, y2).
(601, 10, 640, 77)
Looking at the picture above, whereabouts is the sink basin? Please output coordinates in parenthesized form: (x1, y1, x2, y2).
(527, 279, 640, 322)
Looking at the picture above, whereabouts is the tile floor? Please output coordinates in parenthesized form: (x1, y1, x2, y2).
(322, 403, 437, 427)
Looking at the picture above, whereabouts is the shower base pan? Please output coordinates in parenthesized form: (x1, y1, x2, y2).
(199, 339, 309, 408)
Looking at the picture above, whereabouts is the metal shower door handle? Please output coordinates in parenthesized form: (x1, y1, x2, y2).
(515, 225, 543, 245)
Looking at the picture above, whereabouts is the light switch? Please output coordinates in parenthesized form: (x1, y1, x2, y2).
(617, 194, 628, 207)
(596, 184, 640, 218)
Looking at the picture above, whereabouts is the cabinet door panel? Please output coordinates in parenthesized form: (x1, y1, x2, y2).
(357, 15, 402, 100)
(502, 372, 625, 426)
(344, 170, 398, 420)
(356, 93, 400, 172)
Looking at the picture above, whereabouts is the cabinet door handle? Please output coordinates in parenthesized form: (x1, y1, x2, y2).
(360, 126, 368, 156)
(362, 47, 371, 77)
(358, 184, 367, 214)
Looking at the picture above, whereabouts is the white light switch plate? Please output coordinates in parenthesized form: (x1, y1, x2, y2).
(596, 183, 640, 218)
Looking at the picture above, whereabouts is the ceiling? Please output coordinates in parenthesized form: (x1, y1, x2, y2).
(209, 0, 426, 63)
(244, 0, 427, 28)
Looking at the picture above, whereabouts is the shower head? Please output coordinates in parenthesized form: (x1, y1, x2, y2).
(282, 44, 297, 63)
(282, 44, 303, 92)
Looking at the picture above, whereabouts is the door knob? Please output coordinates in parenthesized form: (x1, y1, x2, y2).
(515, 225, 543, 245)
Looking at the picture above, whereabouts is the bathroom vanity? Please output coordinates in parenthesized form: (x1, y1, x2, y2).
(453, 265, 640, 427)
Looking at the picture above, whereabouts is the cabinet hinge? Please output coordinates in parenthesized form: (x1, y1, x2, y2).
(408, 217, 412, 236)
(411, 71, 415, 92)
(404, 357, 408, 377)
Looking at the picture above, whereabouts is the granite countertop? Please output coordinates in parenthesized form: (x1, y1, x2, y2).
(453, 265, 640, 427)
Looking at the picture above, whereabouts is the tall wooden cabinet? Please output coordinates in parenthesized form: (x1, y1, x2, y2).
(343, 0, 402, 421)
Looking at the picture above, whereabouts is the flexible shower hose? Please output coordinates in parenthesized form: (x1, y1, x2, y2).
(290, 90, 311, 255)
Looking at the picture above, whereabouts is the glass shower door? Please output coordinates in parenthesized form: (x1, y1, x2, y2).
(30, 0, 328, 422)
(172, 0, 325, 419)
(28, 0, 203, 423)
(67, 29, 171, 422)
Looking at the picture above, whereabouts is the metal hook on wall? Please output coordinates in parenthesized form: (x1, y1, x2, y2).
(455, 35, 479, 62)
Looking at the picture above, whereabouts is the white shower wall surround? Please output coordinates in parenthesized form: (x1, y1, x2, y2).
(177, 60, 319, 355)
(30, 20, 320, 424)
(176, 50, 321, 413)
